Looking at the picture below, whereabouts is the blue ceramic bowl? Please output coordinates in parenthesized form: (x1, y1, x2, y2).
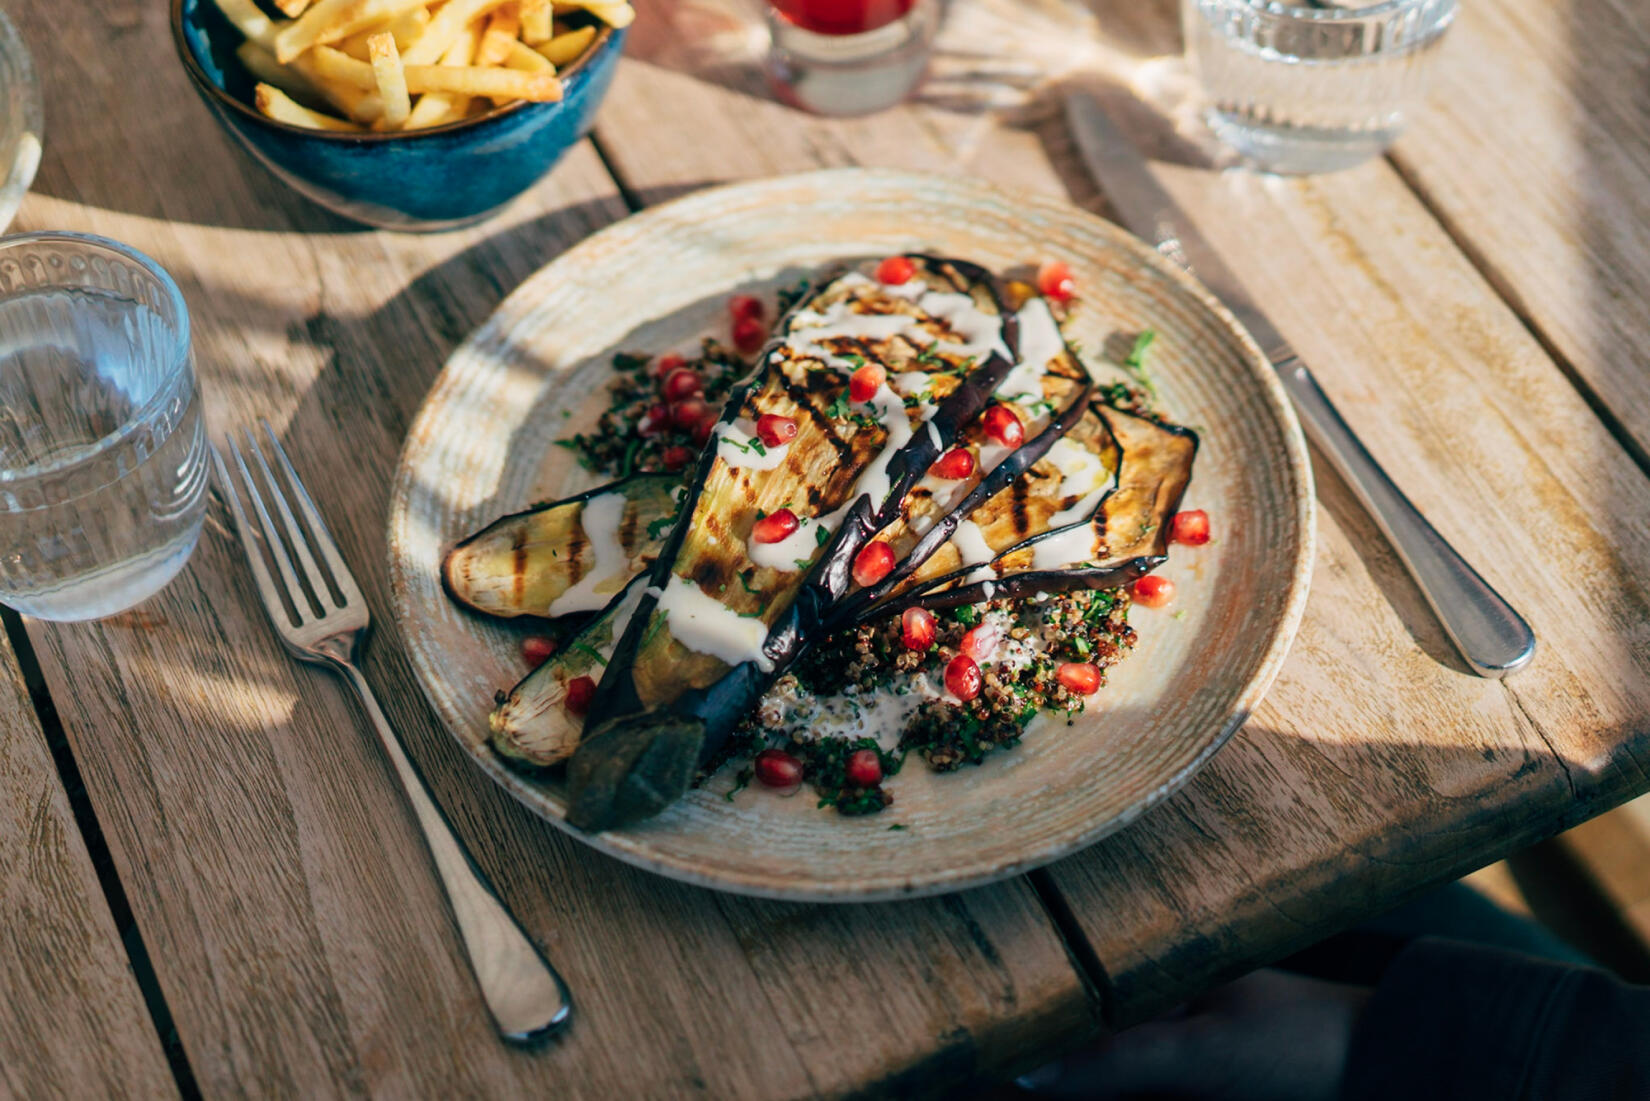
(171, 0, 625, 230)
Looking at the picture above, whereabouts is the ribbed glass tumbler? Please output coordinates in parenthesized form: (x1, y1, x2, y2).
(0, 233, 208, 622)
(1182, 0, 1457, 174)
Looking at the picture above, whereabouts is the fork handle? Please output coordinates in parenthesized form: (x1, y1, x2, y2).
(339, 662, 573, 1043)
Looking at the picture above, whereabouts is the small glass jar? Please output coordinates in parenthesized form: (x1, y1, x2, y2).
(765, 0, 937, 118)
(1182, 0, 1457, 174)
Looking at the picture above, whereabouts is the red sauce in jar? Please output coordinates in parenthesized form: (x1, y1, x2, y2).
(769, 0, 917, 35)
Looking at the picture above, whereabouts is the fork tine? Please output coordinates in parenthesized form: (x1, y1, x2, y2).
(212, 445, 295, 628)
(227, 433, 316, 624)
(260, 421, 365, 608)
(245, 426, 335, 611)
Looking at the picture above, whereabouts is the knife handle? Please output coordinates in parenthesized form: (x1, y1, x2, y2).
(1273, 357, 1536, 677)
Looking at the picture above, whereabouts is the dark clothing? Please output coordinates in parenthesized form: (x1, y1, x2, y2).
(1340, 936, 1650, 1101)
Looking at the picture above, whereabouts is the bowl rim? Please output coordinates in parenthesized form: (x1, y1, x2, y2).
(168, 0, 618, 144)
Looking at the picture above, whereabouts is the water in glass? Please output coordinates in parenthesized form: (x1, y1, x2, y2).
(1183, 0, 1456, 174)
(0, 238, 208, 621)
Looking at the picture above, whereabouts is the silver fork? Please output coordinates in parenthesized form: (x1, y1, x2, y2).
(213, 423, 572, 1044)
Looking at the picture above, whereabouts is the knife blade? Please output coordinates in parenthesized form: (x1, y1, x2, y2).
(1064, 91, 1535, 678)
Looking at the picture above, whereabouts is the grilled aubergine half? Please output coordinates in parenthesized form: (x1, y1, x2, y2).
(442, 473, 679, 621)
(565, 258, 1024, 829)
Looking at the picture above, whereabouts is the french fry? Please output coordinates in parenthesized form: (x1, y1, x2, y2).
(272, 0, 313, 16)
(212, 0, 283, 49)
(535, 24, 593, 67)
(403, 22, 481, 128)
(504, 39, 554, 73)
(474, 5, 521, 68)
(368, 33, 412, 128)
(311, 45, 561, 102)
(335, 7, 430, 61)
(272, 0, 355, 61)
(401, 0, 514, 65)
(236, 41, 322, 102)
(520, 0, 551, 45)
(274, 0, 429, 62)
(290, 50, 385, 122)
(254, 83, 361, 130)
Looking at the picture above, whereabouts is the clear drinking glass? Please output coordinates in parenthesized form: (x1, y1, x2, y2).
(0, 234, 209, 621)
(0, 7, 43, 232)
(766, 0, 937, 117)
(1182, 0, 1457, 174)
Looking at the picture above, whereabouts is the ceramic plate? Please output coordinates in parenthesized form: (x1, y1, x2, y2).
(387, 168, 1314, 901)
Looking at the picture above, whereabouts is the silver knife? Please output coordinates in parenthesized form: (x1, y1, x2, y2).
(1065, 91, 1535, 678)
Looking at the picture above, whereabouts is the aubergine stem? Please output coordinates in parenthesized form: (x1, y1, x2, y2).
(567, 259, 1023, 831)
(827, 380, 1096, 629)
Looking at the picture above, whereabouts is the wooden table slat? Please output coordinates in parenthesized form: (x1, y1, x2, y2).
(7, 3, 1095, 1095)
(0, 622, 179, 1100)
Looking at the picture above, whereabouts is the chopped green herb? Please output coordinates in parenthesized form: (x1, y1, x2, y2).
(887, 823, 907, 831)
(739, 572, 759, 594)
(841, 352, 866, 369)
(951, 605, 980, 626)
(826, 394, 851, 419)
(618, 436, 642, 478)
(815, 525, 831, 547)
(571, 642, 607, 667)
(646, 515, 675, 540)
(793, 558, 813, 570)
(1125, 329, 1156, 367)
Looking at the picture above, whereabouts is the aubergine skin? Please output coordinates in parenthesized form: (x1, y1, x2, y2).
(442, 474, 678, 622)
(872, 405, 1198, 617)
(567, 258, 1021, 831)
(488, 577, 648, 770)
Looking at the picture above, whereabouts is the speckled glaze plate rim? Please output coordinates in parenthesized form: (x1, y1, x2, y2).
(388, 168, 1316, 902)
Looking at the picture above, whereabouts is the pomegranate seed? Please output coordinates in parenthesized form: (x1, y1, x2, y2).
(849, 361, 886, 403)
(959, 623, 1001, 662)
(670, 396, 710, 430)
(564, 675, 596, 714)
(661, 445, 694, 472)
(1170, 509, 1211, 546)
(1057, 662, 1102, 695)
(756, 414, 798, 448)
(661, 367, 704, 402)
(752, 508, 799, 544)
(729, 294, 765, 323)
(876, 255, 916, 285)
(638, 403, 671, 438)
(930, 447, 975, 480)
(901, 606, 937, 651)
(982, 404, 1024, 448)
(754, 748, 803, 790)
(521, 635, 556, 668)
(846, 748, 883, 787)
(1131, 574, 1176, 609)
(944, 654, 982, 701)
(651, 352, 686, 379)
(852, 540, 896, 587)
(1037, 259, 1075, 305)
(694, 412, 720, 446)
(732, 316, 767, 355)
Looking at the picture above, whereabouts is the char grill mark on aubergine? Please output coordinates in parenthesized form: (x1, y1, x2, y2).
(566, 257, 1022, 830)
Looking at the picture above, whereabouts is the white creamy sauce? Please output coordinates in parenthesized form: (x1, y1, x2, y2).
(1046, 437, 1110, 499)
(715, 419, 789, 471)
(656, 574, 774, 672)
(952, 519, 996, 567)
(748, 507, 841, 572)
(1032, 514, 1104, 570)
(848, 383, 918, 509)
(995, 298, 1066, 398)
(546, 492, 633, 617)
(785, 278, 1010, 374)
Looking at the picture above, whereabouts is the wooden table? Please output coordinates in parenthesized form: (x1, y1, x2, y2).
(7, 0, 1650, 1096)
